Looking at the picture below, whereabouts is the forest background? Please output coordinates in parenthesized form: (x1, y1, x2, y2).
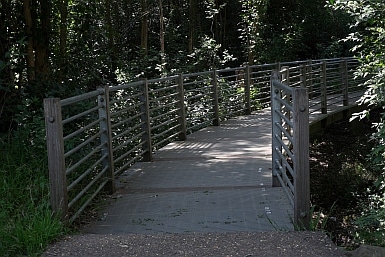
(0, 0, 352, 129)
(0, 0, 384, 256)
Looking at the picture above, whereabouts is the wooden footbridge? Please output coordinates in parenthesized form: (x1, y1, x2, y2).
(44, 57, 366, 230)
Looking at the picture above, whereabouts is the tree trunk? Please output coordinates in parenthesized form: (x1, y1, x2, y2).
(170, 0, 181, 25)
(140, 0, 148, 54)
(0, 0, 11, 84)
(159, 0, 165, 55)
(220, 2, 226, 49)
(105, 0, 114, 50)
(0, 0, 13, 131)
(23, 0, 51, 83)
(188, 0, 197, 53)
(35, 0, 51, 80)
(0, 0, 9, 62)
(158, 0, 166, 74)
(23, 0, 35, 82)
(105, 0, 118, 81)
(112, 0, 122, 78)
(59, 0, 68, 79)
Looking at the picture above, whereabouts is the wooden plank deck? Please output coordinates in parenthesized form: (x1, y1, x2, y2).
(83, 92, 363, 234)
(84, 109, 294, 233)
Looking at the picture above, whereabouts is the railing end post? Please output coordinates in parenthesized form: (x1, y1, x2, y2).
(293, 87, 310, 231)
(98, 87, 115, 194)
(44, 97, 68, 222)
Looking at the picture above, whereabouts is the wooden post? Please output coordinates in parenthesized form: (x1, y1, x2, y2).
(281, 66, 291, 138)
(140, 79, 153, 161)
(341, 59, 349, 106)
(244, 65, 251, 115)
(281, 66, 290, 85)
(321, 61, 327, 114)
(270, 70, 282, 187)
(44, 98, 68, 222)
(212, 70, 220, 126)
(300, 64, 306, 89)
(276, 62, 281, 72)
(177, 74, 187, 140)
(307, 60, 313, 98)
(98, 87, 115, 194)
(292, 87, 310, 229)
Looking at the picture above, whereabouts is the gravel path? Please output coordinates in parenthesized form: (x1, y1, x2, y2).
(42, 231, 347, 257)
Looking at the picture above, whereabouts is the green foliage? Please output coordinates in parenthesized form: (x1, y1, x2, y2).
(353, 122, 385, 245)
(309, 202, 336, 232)
(354, 192, 385, 246)
(238, 0, 268, 63)
(330, 0, 385, 246)
(186, 35, 235, 71)
(0, 0, 354, 107)
(0, 107, 64, 256)
(0, 1, 367, 253)
(332, 0, 385, 108)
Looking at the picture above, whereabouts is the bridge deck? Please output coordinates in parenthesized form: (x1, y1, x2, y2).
(84, 109, 294, 233)
(84, 93, 363, 234)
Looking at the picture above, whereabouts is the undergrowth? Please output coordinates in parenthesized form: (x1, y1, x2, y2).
(309, 109, 384, 248)
(0, 116, 65, 256)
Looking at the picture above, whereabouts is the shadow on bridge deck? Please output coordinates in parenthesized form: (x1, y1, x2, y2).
(83, 109, 294, 234)
(83, 92, 364, 235)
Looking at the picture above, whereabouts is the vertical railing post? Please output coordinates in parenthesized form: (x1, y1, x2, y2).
(44, 98, 68, 222)
(177, 74, 187, 140)
(321, 61, 327, 114)
(341, 58, 349, 106)
(281, 66, 290, 85)
(244, 65, 251, 115)
(97, 87, 115, 194)
(281, 66, 291, 137)
(300, 64, 306, 89)
(276, 62, 281, 73)
(292, 87, 310, 229)
(307, 60, 313, 98)
(212, 70, 220, 126)
(270, 71, 282, 187)
(140, 79, 153, 161)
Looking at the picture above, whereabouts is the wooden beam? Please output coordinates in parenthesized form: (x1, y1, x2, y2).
(293, 88, 310, 229)
(44, 98, 68, 222)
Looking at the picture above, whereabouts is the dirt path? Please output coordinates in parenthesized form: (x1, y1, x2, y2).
(43, 231, 347, 257)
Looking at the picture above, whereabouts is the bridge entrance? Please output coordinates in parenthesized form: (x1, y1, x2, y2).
(44, 57, 365, 229)
(83, 110, 294, 233)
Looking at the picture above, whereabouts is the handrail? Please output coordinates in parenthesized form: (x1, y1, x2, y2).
(269, 58, 365, 229)
(271, 78, 292, 93)
(271, 70, 310, 229)
(44, 57, 364, 224)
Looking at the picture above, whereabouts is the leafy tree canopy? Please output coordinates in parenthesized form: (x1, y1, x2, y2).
(0, 0, 353, 132)
(329, 0, 385, 246)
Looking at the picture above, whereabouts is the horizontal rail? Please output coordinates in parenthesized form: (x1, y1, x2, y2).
(61, 90, 103, 107)
(271, 68, 310, 229)
(45, 57, 365, 223)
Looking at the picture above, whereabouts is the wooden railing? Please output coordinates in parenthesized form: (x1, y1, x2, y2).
(270, 58, 365, 229)
(44, 57, 364, 223)
(271, 71, 310, 229)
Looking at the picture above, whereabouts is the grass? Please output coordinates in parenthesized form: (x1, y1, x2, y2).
(0, 134, 65, 257)
(308, 202, 337, 232)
